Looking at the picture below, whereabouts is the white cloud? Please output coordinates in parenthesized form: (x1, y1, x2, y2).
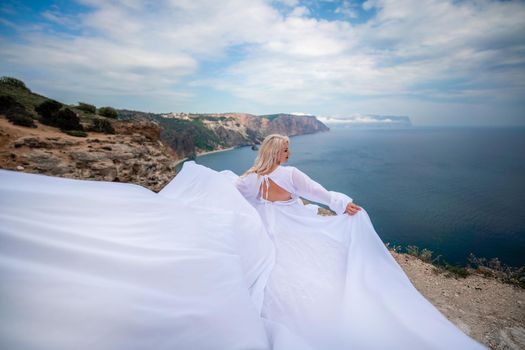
(290, 6, 310, 17)
(318, 115, 396, 124)
(1, 0, 524, 124)
(203, 0, 525, 119)
(335, 0, 359, 19)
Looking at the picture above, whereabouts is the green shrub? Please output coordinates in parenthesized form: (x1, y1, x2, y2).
(77, 102, 97, 113)
(98, 106, 118, 119)
(468, 253, 525, 288)
(55, 108, 83, 131)
(6, 106, 36, 128)
(261, 114, 279, 121)
(36, 99, 63, 120)
(0, 76, 30, 91)
(443, 263, 471, 278)
(387, 243, 524, 288)
(65, 130, 87, 137)
(0, 95, 18, 114)
(405, 245, 419, 256)
(37, 100, 83, 131)
(90, 118, 115, 134)
(0, 95, 35, 128)
(405, 244, 442, 264)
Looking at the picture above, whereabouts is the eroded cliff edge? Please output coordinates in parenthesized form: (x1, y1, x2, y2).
(118, 111, 329, 159)
(0, 78, 329, 190)
(0, 117, 178, 192)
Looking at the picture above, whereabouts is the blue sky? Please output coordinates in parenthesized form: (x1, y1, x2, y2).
(1, 0, 524, 126)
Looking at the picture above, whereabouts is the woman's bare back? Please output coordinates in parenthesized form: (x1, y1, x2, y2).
(259, 177, 292, 202)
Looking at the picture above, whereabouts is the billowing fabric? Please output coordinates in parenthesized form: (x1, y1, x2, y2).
(0, 161, 487, 350)
(225, 163, 486, 350)
(0, 165, 273, 350)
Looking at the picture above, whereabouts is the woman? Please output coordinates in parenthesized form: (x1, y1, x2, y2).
(236, 134, 361, 216)
(229, 133, 486, 349)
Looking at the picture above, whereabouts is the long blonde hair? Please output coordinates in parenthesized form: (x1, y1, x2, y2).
(243, 134, 289, 177)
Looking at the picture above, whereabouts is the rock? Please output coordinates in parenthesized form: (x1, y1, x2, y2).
(22, 150, 72, 175)
(14, 137, 51, 149)
(498, 327, 525, 350)
(454, 319, 472, 336)
(0, 116, 178, 192)
(71, 151, 106, 165)
(113, 120, 160, 142)
(91, 160, 117, 179)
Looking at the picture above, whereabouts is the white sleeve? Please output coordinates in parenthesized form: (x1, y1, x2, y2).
(234, 174, 257, 203)
(291, 167, 353, 215)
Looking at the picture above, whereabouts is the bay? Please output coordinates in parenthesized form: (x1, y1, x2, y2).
(192, 126, 525, 267)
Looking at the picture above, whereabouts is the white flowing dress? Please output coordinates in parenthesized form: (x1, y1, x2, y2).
(0, 161, 487, 350)
(223, 164, 487, 350)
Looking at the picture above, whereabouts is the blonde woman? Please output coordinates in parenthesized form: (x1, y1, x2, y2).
(236, 133, 361, 215)
(230, 133, 486, 350)
(231, 133, 365, 339)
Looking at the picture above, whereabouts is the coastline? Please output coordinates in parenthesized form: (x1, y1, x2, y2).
(173, 146, 237, 169)
(196, 146, 236, 157)
(174, 157, 188, 167)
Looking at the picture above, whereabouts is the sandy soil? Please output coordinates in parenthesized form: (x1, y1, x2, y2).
(391, 251, 525, 350)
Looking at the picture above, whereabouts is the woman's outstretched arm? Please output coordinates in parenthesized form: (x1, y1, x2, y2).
(291, 167, 361, 215)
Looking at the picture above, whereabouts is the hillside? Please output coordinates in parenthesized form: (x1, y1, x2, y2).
(0, 78, 177, 191)
(0, 77, 330, 188)
(118, 111, 329, 158)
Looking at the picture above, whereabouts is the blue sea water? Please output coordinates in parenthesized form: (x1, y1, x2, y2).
(192, 127, 525, 267)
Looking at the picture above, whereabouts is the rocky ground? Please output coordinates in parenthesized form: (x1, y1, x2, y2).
(0, 117, 178, 192)
(391, 251, 525, 350)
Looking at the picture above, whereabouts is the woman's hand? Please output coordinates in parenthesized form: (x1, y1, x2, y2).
(345, 202, 361, 215)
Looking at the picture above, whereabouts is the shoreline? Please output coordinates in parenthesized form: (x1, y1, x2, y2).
(173, 146, 238, 169)
(196, 146, 236, 157)
(174, 157, 188, 167)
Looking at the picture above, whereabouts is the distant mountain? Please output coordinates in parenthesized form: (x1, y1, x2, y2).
(118, 111, 329, 159)
(317, 115, 412, 127)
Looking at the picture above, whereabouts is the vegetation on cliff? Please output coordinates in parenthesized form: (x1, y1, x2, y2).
(0, 77, 177, 191)
(0, 77, 120, 137)
(118, 110, 329, 159)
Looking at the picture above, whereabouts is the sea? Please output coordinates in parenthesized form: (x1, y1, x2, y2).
(189, 126, 525, 267)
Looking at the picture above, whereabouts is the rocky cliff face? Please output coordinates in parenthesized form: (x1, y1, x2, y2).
(154, 112, 329, 157)
(262, 114, 329, 136)
(1, 109, 329, 191)
(1, 77, 329, 190)
(0, 117, 177, 192)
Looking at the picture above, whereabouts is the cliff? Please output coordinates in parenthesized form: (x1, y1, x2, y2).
(0, 117, 177, 192)
(119, 111, 329, 158)
(391, 251, 525, 350)
(1, 78, 329, 189)
(0, 77, 179, 191)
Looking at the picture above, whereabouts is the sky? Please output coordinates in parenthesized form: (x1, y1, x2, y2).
(1, 0, 524, 126)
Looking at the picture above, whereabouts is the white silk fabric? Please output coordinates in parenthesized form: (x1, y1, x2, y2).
(233, 165, 353, 215)
(0, 161, 487, 349)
